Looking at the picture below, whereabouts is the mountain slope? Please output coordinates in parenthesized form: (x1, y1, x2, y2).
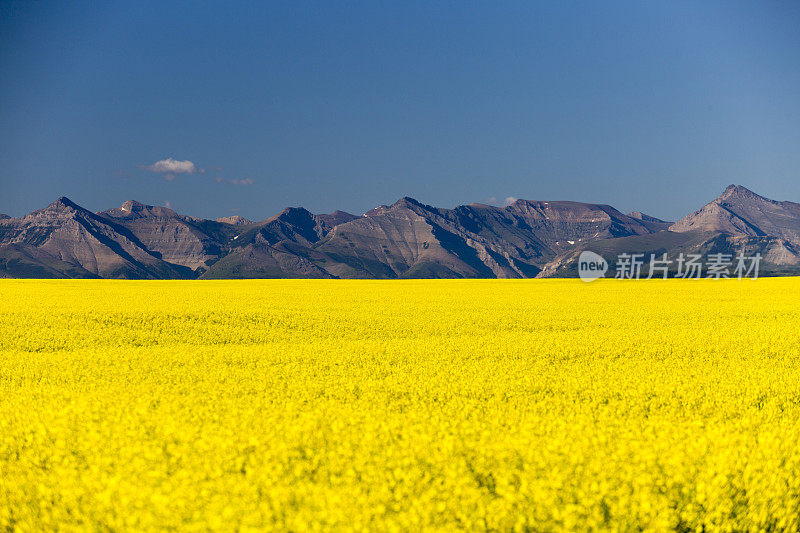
(316, 210, 359, 229)
(314, 198, 495, 278)
(205, 197, 661, 279)
(670, 185, 800, 244)
(628, 211, 673, 232)
(311, 197, 659, 278)
(0, 198, 189, 279)
(0, 243, 98, 279)
(4, 186, 800, 279)
(539, 185, 800, 278)
(100, 201, 239, 272)
(202, 207, 343, 279)
(538, 230, 800, 278)
(215, 215, 253, 225)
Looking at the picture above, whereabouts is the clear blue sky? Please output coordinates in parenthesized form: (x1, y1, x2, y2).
(1, 1, 799, 221)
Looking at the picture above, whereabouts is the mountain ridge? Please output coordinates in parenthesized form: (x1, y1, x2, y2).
(669, 184, 800, 245)
(0, 197, 190, 279)
(3, 185, 800, 279)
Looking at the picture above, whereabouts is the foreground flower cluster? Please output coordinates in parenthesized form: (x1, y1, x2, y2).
(1, 278, 800, 530)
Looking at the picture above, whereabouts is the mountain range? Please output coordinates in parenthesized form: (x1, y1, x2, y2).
(2, 185, 800, 279)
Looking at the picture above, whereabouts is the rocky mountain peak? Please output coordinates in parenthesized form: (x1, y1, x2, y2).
(504, 198, 550, 212)
(47, 196, 81, 212)
(670, 184, 800, 244)
(628, 211, 667, 223)
(316, 210, 358, 228)
(6, 186, 800, 280)
(273, 206, 314, 222)
(505, 199, 614, 220)
(215, 215, 253, 225)
(719, 184, 763, 202)
(392, 197, 425, 209)
(363, 197, 426, 217)
(27, 197, 89, 220)
(114, 200, 178, 219)
(363, 206, 386, 217)
(120, 200, 145, 212)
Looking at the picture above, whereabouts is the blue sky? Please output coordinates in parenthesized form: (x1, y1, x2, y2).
(1, 1, 799, 221)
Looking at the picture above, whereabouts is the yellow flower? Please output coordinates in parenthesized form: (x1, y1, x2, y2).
(1, 278, 800, 531)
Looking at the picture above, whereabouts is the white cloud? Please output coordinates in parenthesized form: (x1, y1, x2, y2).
(216, 177, 255, 186)
(486, 196, 518, 207)
(143, 158, 203, 180)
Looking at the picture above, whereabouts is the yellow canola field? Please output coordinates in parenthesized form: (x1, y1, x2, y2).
(2, 278, 800, 531)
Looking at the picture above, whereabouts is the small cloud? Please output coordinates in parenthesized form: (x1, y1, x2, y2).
(142, 158, 203, 181)
(486, 196, 518, 207)
(216, 177, 255, 186)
